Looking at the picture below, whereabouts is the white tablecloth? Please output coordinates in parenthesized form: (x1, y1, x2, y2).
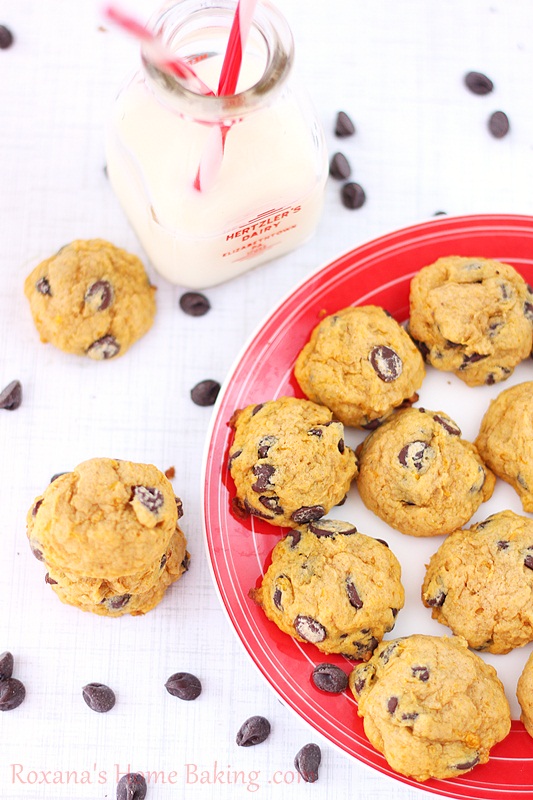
(2, 1, 532, 798)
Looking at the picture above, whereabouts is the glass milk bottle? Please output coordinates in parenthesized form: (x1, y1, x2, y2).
(105, 0, 328, 288)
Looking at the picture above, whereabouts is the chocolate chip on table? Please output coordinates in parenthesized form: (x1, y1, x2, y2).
(464, 71, 494, 95)
(82, 682, 116, 713)
(369, 345, 402, 382)
(85, 280, 114, 311)
(86, 334, 120, 360)
(0, 652, 14, 681)
(311, 663, 348, 694)
(294, 615, 326, 643)
(0, 380, 22, 410)
(335, 110, 355, 137)
(0, 25, 14, 49)
(116, 772, 147, 800)
(133, 485, 164, 514)
(488, 110, 510, 138)
(190, 379, 220, 406)
(329, 152, 351, 180)
(294, 743, 321, 783)
(165, 672, 202, 701)
(433, 210, 447, 216)
(236, 715, 271, 747)
(0, 678, 26, 711)
(341, 181, 366, 209)
(179, 291, 211, 317)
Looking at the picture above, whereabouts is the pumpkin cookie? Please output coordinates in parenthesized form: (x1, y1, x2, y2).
(476, 381, 533, 512)
(24, 239, 156, 359)
(349, 634, 511, 781)
(228, 397, 357, 528)
(422, 510, 533, 653)
(409, 256, 533, 386)
(517, 651, 533, 738)
(356, 407, 495, 536)
(294, 305, 425, 428)
(250, 519, 404, 660)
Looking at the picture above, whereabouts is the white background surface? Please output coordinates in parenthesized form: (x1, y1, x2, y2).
(1, 1, 533, 798)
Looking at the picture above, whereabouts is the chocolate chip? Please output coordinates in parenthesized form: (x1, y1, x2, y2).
(86, 334, 120, 360)
(488, 110, 510, 138)
(251, 464, 275, 492)
(243, 498, 274, 520)
(231, 497, 248, 518)
(387, 696, 398, 714)
(329, 152, 351, 180)
(445, 339, 462, 349)
(294, 743, 321, 783)
(82, 682, 116, 713)
(29, 540, 43, 560)
(259, 495, 283, 514)
(31, 500, 43, 518)
(132, 485, 164, 514)
(0, 678, 26, 711)
(433, 414, 461, 436)
(181, 553, 190, 571)
(380, 641, 400, 664)
(361, 417, 383, 431)
(251, 403, 264, 416)
(335, 111, 355, 137)
(273, 587, 283, 610)
(346, 578, 363, 609)
(44, 572, 57, 585)
(36, 276, 51, 295)
(236, 715, 271, 747)
(311, 663, 348, 693)
(228, 449, 242, 469)
(341, 181, 366, 209)
(190, 379, 220, 406)
(454, 756, 480, 771)
(352, 675, 367, 694)
(0, 652, 14, 681)
(307, 427, 323, 438)
(376, 538, 389, 548)
(179, 291, 210, 316)
(0, 380, 22, 410)
(497, 540, 509, 551)
(288, 530, 301, 548)
(106, 594, 131, 610)
(398, 441, 433, 472)
(160, 553, 167, 570)
(426, 591, 446, 607)
(294, 615, 326, 643)
(470, 465, 486, 493)
(524, 555, 533, 570)
(464, 71, 494, 95)
(338, 438, 345, 453)
(524, 302, 533, 321)
(257, 435, 276, 458)
(518, 474, 529, 490)
(84, 280, 114, 312)
(116, 772, 147, 800)
(412, 666, 429, 681)
(0, 25, 14, 49)
(369, 345, 402, 382)
(460, 352, 489, 369)
(165, 672, 202, 701)
(434, 210, 447, 216)
(291, 505, 325, 524)
(175, 496, 184, 518)
(50, 472, 67, 483)
(308, 519, 357, 537)
(485, 373, 496, 385)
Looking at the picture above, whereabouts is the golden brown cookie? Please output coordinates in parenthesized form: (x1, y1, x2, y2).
(349, 634, 511, 781)
(228, 397, 357, 528)
(294, 305, 425, 428)
(250, 519, 404, 660)
(517, 650, 533, 737)
(356, 407, 495, 536)
(409, 256, 533, 386)
(476, 381, 533, 512)
(24, 239, 156, 359)
(27, 458, 189, 616)
(422, 510, 533, 653)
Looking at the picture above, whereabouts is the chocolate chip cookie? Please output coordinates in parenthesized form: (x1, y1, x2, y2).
(356, 407, 495, 536)
(228, 397, 357, 528)
(24, 239, 156, 359)
(250, 519, 404, 660)
(422, 510, 533, 653)
(409, 256, 533, 386)
(27, 458, 189, 616)
(294, 305, 425, 428)
(517, 651, 533, 737)
(476, 381, 533, 512)
(349, 634, 511, 781)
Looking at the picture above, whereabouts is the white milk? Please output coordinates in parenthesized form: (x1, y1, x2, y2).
(106, 50, 328, 288)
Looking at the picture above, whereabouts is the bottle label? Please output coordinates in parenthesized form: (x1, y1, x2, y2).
(223, 204, 302, 262)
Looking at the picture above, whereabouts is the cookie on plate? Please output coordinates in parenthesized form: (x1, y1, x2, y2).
(294, 305, 425, 428)
(476, 381, 533, 512)
(349, 634, 511, 782)
(24, 239, 156, 359)
(228, 397, 357, 528)
(356, 407, 495, 536)
(517, 651, 533, 738)
(422, 510, 533, 653)
(250, 519, 404, 660)
(27, 458, 189, 616)
(409, 256, 533, 386)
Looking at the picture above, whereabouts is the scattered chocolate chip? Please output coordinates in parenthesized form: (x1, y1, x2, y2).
(433, 210, 447, 216)
(190, 379, 220, 406)
(524, 555, 533, 571)
(412, 337, 430, 360)
(251, 464, 275, 492)
(376, 538, 389, 548)
(178, 290, 211, 318)
(387, 696, 398, 714)
(309, 519, 357, 537)
(369, 345, 402, 382)
(236, 715, 271, 747)
(398, 441, 433, 472)
(0, 25, 14, 49)
(82, 682, 116, 713)
(445, 338, 462, 349)
(251, 403, 264, 416)
(0, 652, 14, 681)
(294, 615, 326, 643)
(352, 675, 367, 694)
(433, 414, 461, 436)
(175, 496, 184, 518)
(116, 772, 147, 800)
(426, 591, 446, 607)
(329, 152, 351, 180)
(454, 756, 480, 771)
(165, 672, 202, 701)
(288, 530, 301, 548)
(412, 666, 430, 681)
(273, 587, 283, 610)
(346, 578, 363, 609)
(307, 427, 323, 438)
(488, 110, 510, 138)
(228, 449, 242, 470)
(338, 438, 345, 453)
(106, 594, 131, 610)
(160, 553, 167, 570)
(361, 417, 383, 431)
(36, 276, 51, 295)
(86, 334, 120, 360)
(133, 485, 164, 514)
(294, 743, 321, 783)
(259, 495, 283, 514)
(335, 111, 355, 137)
(31, 500, 43, 518)
(44, 572, 57, 585)
(402, 711, 419, 721)
(380, 641, 400, 664)
(341, 181, 366, 209)
(464, 71, 494, 95)
(244, 498, 274, 520)
(85, 280, 114, 311)
(0, 380, 22, 410)
(291, 505, 325, 524)
(0, 678, 25, 711)
(497, 540, 509, 551)
(257, 435, 276, 458)
(485, 373, 496, 385)
(311, 663, 348, 693)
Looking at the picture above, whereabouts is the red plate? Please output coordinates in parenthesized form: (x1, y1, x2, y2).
(203, 214, 533, 799)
